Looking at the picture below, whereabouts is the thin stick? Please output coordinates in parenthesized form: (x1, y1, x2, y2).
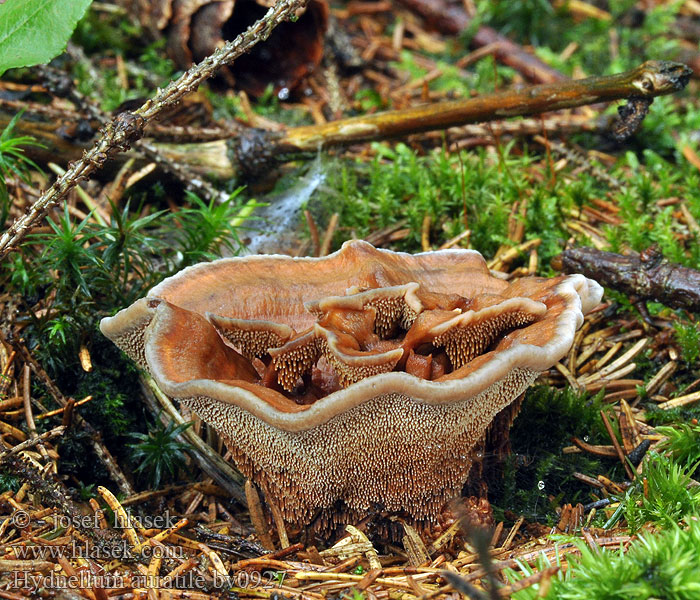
(245, 480, 275, 550)
(279, 61, 691, 152)
(304, 210, 321, 256)
(3, 61, 691, 188)
(658, 390, 700, 410)
(34, 395, 93, 420)
(267, 496, 290, 549)
(421, 214, 431, 251)
(0, 426, 65, 461)
(600, 411, 635, 480)
(319, 213, 339, 257)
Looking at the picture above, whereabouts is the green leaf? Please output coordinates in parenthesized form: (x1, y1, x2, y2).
(0, 0, 93, 76)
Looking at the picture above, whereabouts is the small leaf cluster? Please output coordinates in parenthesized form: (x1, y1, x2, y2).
(0, 0, 93, 76)
(656, 422, 700, 471)
(673, 321, 700, 366)
(128, 420, 193, 489)
(0, 472, 20, 494)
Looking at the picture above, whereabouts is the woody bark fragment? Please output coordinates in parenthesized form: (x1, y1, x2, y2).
(558, 246, 700, 312)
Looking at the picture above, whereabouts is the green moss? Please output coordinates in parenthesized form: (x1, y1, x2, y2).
(490, 386, 610, 523)
(673, 321, 700, 365)
(0, 472, 21, 494)
(622, 453, 700, 533)
(323, 143, 580, 267)
(0, 189, 252, 376)
(656, 423, 700, 471)
(128, 419, 193, 489)
(645, 405, 700, 427)
(558, 519, 700, 599)
(506, 519, 700, 599)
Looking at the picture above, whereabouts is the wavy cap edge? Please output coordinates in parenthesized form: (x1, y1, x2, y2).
(119, 275, 603, 432)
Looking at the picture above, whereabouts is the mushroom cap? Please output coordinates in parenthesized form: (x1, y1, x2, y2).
(101, 240, 601, 432)
(100, 240, 602, 526)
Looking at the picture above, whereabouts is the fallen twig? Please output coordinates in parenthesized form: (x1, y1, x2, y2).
(3, 61, 690, 187)
(274, 60, 691, 156)
(0, 425, 65, 461)
(557, 245, 700, 311)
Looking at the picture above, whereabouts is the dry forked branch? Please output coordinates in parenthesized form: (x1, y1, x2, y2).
(0, 0, 308, 262)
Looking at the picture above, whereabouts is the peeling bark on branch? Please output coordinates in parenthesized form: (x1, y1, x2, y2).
(558, 246, 700, 312)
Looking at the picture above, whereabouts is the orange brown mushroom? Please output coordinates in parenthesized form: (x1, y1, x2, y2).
(100, 241, 602, 529)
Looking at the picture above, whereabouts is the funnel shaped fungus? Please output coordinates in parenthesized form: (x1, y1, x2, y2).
(101, 241, 602, 528)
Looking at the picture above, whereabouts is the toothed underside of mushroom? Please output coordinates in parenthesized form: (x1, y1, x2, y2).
(183, 367, 537, 528)
(208, 315, 293, 360)
(271, 333, 403, 392)
(267, 291, 545, 392)
(111, 320, 151, 369)
(319, 337, 402, 388)
(433, 309, 540, 369)
(366, 296, 419, 335)
(101, 298, 158, 370)
(218, 327, 284, 360)
(271, 335, 321, 391)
